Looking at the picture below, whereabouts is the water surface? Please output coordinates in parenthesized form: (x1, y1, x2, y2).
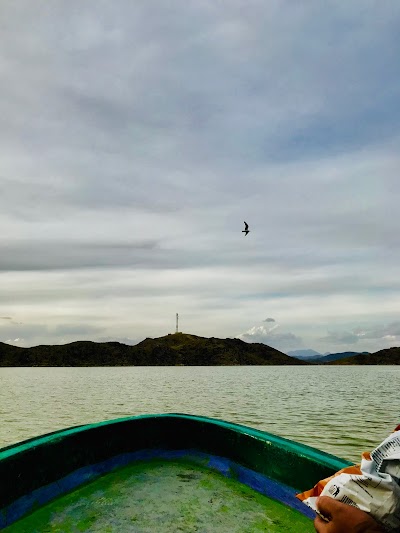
(0, 366, 398, 462)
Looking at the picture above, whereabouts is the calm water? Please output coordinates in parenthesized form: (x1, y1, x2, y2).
(0, 366, 398, 462)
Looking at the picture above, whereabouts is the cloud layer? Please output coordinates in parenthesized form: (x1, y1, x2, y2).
(0, 2, 399, 351)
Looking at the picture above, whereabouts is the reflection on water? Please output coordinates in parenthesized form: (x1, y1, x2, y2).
(0, 366, 398, 462)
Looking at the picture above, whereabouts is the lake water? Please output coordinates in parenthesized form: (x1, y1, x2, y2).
(0, 366, 398, 463)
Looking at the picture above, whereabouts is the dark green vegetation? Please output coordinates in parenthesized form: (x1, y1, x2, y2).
(0, 333, 308, 367)
(327, 346, 400, 365)
(0, 333, 398, 366)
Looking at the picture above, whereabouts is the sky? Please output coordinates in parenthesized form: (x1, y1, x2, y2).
(0, 1, 399, 355)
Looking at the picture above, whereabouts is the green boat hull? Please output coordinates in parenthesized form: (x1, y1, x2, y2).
(0, 414, 352, 531)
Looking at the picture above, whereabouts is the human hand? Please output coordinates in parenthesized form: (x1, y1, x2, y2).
(314, 496, 384, 533)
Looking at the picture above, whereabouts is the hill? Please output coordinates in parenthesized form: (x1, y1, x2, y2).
(287, 349, 321, 360)
(329, 346, 400, 365)
(287, 349, 371, 363)
(312, 351, 370, 363)
(0, 333, 308, 367)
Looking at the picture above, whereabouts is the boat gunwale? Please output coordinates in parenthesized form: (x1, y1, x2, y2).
(0, 413, 352, 471)
(0, 413, 353, 529)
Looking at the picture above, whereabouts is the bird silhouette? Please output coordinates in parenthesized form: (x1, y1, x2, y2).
(242, 221, 250, 236)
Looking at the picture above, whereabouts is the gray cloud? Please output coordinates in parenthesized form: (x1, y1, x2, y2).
(319, 331, 360, 345)
(5, 338, 24, 345)
(264, 318, 275, 323)
(0, 240, 159, 271)
(51, 324, 103, 337)
(97, 336, 142, 346)
(237, 324, 303, 353)
(1, 321, 104, 347)
(320, 322, 400, 348)
(0, 2, 399, 349)
(352, 322, 400, 340)
(0, 317, 12, 320)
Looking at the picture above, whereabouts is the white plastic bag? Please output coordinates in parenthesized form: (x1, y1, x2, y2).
(297, 430, 400, 531)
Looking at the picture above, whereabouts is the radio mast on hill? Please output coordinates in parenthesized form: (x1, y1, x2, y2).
(176, 313, 179, 333)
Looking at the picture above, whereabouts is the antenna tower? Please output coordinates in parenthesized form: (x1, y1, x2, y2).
(176, 313, 179, 333)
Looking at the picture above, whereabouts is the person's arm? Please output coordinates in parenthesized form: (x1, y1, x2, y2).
(314, 496, 384, 533)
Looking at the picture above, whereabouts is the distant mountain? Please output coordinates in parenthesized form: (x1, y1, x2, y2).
(314, 351, 369, 363)
(0, 333, 308, 367)
(329, 347, 400, 365)
(286, 349, 377, 364)
(287, 349, 321, 360)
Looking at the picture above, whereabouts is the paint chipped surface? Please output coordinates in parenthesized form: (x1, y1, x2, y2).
(4, 460, 314, 532)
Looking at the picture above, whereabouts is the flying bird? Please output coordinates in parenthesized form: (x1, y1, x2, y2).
(242, 221, 250, 236)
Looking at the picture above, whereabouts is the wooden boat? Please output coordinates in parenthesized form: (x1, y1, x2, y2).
(0, 414, 352, 532)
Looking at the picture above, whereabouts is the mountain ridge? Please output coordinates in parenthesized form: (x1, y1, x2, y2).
(287, 349, 321, 359)
(327, 346, 400, 365)
(1, 335, 398, 366)
(290, 351, 370, 363)
(0, 333, 308, 367)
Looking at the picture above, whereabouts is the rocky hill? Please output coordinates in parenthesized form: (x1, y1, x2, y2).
(0, 333, 307, 367)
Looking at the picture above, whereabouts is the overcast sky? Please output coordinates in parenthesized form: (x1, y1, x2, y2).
(1, 1, 399, 354)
